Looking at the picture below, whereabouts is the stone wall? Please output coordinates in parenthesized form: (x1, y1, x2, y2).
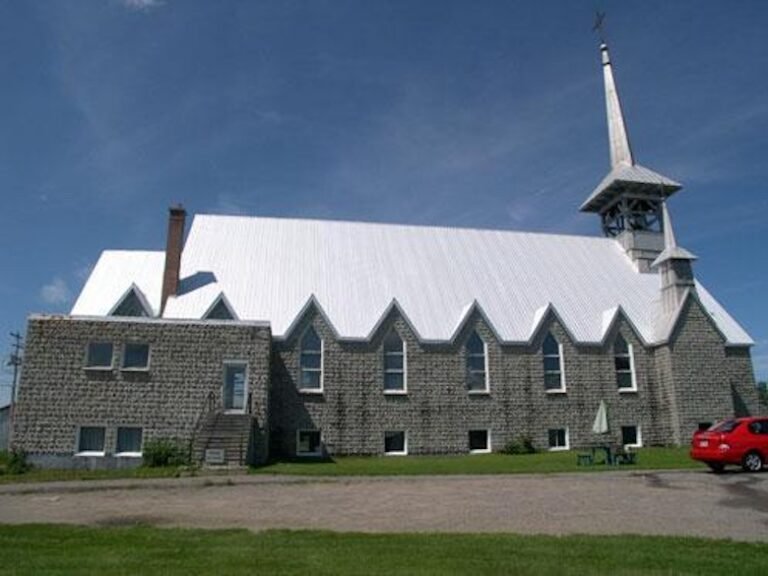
(15, 300, 758, 464)
(13, 315, 271, 467)
(270, 306, 664, 457)
(655, 297, 760, 444)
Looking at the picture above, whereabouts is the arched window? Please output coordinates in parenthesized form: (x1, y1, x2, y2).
(299, 326, 323, 392)
(614, 334, 636, 391)
(465, 331, 488, 392)
(383, 330, 406, 393)
(543, 332, 564, 392)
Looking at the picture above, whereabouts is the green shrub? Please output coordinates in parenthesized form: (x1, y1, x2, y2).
(501, 436, 537, 455)
(142, 439, 189, 468)
(6, 449, 31, 475)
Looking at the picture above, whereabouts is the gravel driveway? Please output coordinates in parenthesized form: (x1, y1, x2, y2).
(1, 470, 767, 542)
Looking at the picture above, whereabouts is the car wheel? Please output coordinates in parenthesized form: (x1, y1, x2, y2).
(707, 462, 725, 474)
(742, 452, 764, 473)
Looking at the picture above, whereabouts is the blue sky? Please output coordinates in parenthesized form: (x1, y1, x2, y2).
(1, 1, 767, 404)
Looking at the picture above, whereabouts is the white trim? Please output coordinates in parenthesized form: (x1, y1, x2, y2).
(296, 429, 323, 457)
(547, 427, 570, 451)
(543, 335, 566, 393)
(558, 343, 567, 392)
(466, 331, 490, 393)
(298, 326, 324, 394)
(469, 429, 491, 454)
(43, 314, 270, 328)
(75, 425, 106, 455)
(222, 361, 249, 413)
(622, 425, 643, 448)
(383, 330, 407, 394)
(120, 342, 151, 372)
(115, 426, 144, 456)
(384, 430, 408, 455)
(615, 337, 637, 393)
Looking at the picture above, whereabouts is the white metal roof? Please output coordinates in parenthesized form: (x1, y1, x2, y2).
(66, 214, 751, 346)
(71, 251, 165, 317)
(581, 164, 682, 212)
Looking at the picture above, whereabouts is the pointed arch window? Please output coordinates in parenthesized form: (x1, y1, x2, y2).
(465, 331, 488, 393)
(299, 326, 323, 392)
(543, 332, 565, 392)
(614, 334, 637, 392)
(383, 330, 406, 393)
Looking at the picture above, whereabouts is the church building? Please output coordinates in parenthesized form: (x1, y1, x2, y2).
(12, 40, 759, 468)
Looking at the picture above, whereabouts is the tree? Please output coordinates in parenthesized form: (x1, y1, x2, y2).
(758, 381, 767, 410)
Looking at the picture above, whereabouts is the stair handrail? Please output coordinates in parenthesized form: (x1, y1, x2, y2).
(188, 390, 219, 463)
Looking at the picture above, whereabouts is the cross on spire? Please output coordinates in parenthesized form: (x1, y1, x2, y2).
(592, 11, 607, 43)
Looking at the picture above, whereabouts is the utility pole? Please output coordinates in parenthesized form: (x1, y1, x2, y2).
(8, 332, 23, 405)
(6, 332, 23, 449)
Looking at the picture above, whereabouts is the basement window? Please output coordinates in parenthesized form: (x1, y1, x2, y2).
(621, 425, 642, 448)
(77, 426, 106, 456)
(121, 343, 150, 371)
(116, 427, 143, 456)
(296, 430, 322, 457)
(469, 430, 491, 454)
(384, 431, 408, 455)
(548, 428, 569, 451)
(85, 342, 114, 370)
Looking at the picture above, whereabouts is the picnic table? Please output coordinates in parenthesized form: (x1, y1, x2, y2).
(576, 445, 637, 466)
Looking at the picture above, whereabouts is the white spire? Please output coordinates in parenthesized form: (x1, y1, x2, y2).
(652, 202, 697, 268)
(601, 43, 634, 169)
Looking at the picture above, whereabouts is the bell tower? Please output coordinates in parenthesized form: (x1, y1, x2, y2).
(581, 36, 682, 272)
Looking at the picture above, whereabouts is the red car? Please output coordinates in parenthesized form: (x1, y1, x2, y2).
(690, 417, 768, 473)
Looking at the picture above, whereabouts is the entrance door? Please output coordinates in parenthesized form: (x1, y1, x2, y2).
(223, 362, 248, 412)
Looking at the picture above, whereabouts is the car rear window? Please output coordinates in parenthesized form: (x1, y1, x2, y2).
(708, 420, 741, 433)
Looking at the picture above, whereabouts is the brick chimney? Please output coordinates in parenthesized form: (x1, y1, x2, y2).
(160, 204, 186, 314)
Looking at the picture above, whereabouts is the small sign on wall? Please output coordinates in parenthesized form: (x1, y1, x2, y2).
(205, 448, 225, 465)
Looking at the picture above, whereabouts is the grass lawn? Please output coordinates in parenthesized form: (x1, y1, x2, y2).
(0, 524, 766, 576)
(252, 447, 702, 476)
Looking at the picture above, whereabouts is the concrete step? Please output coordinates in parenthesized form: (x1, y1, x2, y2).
(193, 412, 255, 467)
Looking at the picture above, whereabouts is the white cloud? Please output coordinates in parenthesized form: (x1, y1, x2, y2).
(118, 0, 163, 11)
(40, 277, 72, 306)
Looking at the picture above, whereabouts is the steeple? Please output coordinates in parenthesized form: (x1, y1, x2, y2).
(581, 37, 683, 272)
(601, 43, 634, 169)
(652, 202, 697, 315)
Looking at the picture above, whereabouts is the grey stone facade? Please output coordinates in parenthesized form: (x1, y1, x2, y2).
(13, 315, 271, 468)
(12, 296, 759, 466)
(269, 301, 759, 458)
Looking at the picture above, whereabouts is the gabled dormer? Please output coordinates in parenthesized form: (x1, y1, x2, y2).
(109, 284, 153, 317)
(203, 292, 237, 320)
